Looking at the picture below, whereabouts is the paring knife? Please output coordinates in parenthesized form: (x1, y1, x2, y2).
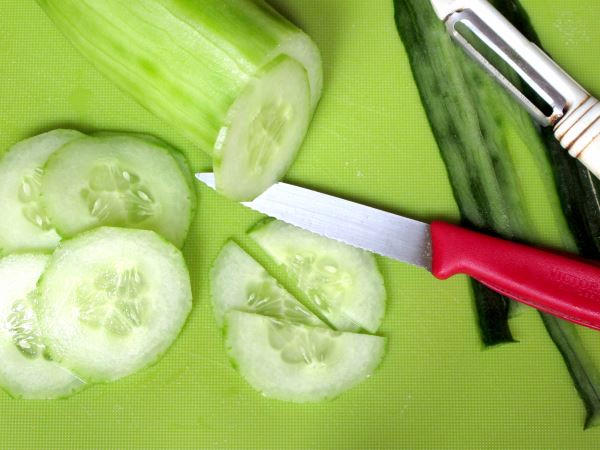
(430, 0, 600, 179)
(197, 172, 600, 331)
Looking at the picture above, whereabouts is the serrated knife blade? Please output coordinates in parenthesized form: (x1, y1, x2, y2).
(195, 173, 432, 270)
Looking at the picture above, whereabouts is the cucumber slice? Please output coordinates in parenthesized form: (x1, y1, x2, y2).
(91, 131, 198, 223)
(0, 129, 85, 255)
(0, 254, 84, 399)
(225, 311, 386, 402)
(214, 56, 311, 201)
(211, 241, 324, 328)
(250, 220, 386, 333)
(41, 135, 195, 247)
(36, 227, 192, 382)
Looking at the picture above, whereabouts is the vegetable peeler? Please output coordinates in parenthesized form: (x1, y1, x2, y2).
(430, 0, 600, 179)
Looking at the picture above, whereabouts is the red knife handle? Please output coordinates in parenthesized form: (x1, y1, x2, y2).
(430, 221, 600, 331)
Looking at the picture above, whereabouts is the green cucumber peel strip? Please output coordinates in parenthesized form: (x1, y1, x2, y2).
(541, 315, 600, 429)
(394, 0, 600, 428)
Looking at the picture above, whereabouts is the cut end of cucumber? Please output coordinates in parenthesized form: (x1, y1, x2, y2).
(225, 311, 386, 403)
(214, 56, 311, 201)
(210, 241, 324, 328)
(275, 34, 323, 112)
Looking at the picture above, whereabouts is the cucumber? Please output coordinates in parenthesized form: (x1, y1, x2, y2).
(37, 0, 323, 201)
(211, 241, 324, 328)
(0, 254, 84, 399)
(225, 311, 386, 403)
(41, 135, 195, 248)
(36, 227, 192, 382)
(214, 55, 311, 201)
(250, 220, 386, 333)
(0, 129, 84, 255)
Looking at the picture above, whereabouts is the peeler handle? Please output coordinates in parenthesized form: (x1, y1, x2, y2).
(554, 97, 600, 180)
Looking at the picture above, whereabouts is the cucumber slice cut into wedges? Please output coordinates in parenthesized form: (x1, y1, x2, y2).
(0, 254, 84, 399)
(0, 129, 85, 255)
(214, 56, 311, 201)
(225, 311, 386, 403)
(36, 227, 192, 382)
(211, 241, 324, 328)
(250, 220, 386, 333)
(42, 135, 195, 247)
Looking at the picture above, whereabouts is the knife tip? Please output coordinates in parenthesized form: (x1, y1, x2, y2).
(195, 172, 216, 189)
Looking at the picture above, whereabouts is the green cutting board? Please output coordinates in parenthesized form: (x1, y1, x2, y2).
(1, 0, 600, 448)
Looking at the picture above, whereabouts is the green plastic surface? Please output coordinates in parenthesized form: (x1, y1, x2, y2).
(1, 0, 600, 448)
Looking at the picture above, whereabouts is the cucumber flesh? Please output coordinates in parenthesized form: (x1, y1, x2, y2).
(214, 56, 311, 201)
(275, 33, 323, 112)
(0, 129, 85, 255)
(41, 135, 195, 247)
(91, 131, 198, 220)
(225, 311, 386, 402)
(250, 220, 386, 333)
(0, 254, 84, 399)
(211, 241, 324, 328)
(36, 227, 192, 382)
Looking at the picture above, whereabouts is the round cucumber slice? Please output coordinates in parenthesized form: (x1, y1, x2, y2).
(225, 311, 386, 402)
(37, 227, 192, 382)
(42, 135, 195, 247)
(0, 129, 85, 255)
(211, 241, 324, 328)
(249, 220, 386, 333)
(91, 131, 198, 223)
(214, 55, 311, 201)
(0, 254, 84, 399)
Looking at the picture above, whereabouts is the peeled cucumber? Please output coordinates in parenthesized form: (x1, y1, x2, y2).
(37, 0, 323, 200)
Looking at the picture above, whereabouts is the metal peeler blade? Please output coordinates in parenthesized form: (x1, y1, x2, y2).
(430, 0, 600, 181)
